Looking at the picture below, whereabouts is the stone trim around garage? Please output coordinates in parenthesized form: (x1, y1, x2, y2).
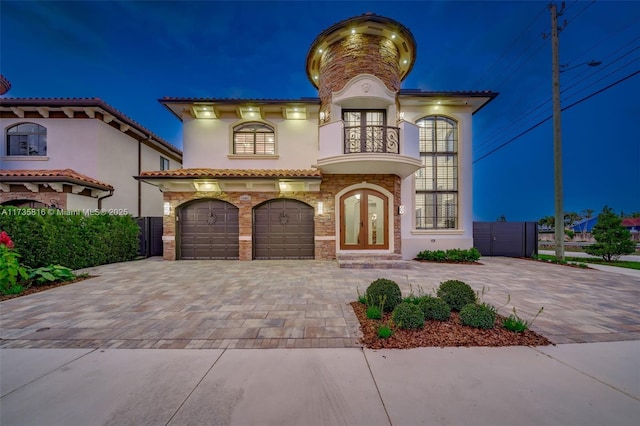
(161, 174, 402, 261)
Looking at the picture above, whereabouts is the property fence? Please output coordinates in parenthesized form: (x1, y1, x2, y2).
(473, 222, 538, 257)
(137, 217, 163, 257)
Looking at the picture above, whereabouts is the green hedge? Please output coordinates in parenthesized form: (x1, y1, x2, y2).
(0, 207, 139, 269)
(415, 248, 481, 263)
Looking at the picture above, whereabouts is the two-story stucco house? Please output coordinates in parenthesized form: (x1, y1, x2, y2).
(0, 96, 182, 216)
(137, 13, 497, 262)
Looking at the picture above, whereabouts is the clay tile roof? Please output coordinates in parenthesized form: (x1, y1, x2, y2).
(0, 169, 113, 190)
(621, 217, 640, 227)
(0, 97, 182, 157)
(159, 97, 320, 104)
(138, 168, 322, 179)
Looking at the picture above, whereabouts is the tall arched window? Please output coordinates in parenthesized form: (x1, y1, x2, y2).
(233, 122, 275, 155)
(414, 116, 458, 229)
(6, 123, 47, 156)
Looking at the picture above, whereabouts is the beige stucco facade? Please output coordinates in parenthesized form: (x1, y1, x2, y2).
(0, 100, 182, 216)
(142, 14, 496, 261)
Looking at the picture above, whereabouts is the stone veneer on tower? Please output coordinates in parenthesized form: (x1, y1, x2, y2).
(305, 13, 417, 117)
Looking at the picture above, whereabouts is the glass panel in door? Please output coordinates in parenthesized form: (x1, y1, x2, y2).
(340, 189, 388, 250)
(367, 194, 385, 246)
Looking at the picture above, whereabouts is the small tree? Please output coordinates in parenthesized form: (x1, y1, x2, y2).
(585, 206, 635, 261)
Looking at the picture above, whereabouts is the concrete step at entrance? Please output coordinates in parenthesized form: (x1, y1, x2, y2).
(336, 254, 414, 269)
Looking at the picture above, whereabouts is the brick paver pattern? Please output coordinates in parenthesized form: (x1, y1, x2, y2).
(1, 257, 638, 349)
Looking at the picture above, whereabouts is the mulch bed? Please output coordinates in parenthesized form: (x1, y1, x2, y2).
(0, 276, 94, 302)
(351, 302, 553, 349)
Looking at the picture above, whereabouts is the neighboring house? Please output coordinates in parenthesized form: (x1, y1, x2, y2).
(621, 217, 640, 233)
(0, 97, 182, 216)
(571, 217, 599, 234)
(137, 13, 497, 261)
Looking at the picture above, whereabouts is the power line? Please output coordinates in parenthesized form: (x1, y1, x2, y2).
(562, 0, 596, 27)
(471, 5, 547, 88)
(473, 70, 640, 164)
(474, 43, 639, 154)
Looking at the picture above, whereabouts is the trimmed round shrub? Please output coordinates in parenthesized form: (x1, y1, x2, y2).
(419, 296, 451, 321)
(365, 278, 402, 313)
(459, 303, 497, 329)
(377, 325, 393, 339)
(436, 280, 476, 311)
(366, 305, 382, 320)
(391, 302, 425, 330)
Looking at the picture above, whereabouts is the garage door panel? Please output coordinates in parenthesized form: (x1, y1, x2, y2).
(179, 200, 239, 260)
(253, 199, 314, 259)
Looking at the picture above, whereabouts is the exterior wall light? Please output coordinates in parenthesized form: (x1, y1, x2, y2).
(284, 107, 307, 119)
(191, 105, 216, 119)
(398, 205, 406, 215)
(163, 202, 171, 216)
(194, 180, 220, 192)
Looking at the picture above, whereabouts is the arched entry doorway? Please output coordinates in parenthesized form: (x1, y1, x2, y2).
(178, 199, 239, 259)
(340, 189, 388, 250)
(253, 199, 314, 259)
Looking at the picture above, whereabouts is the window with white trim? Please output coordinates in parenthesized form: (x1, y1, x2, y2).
(233, 122, 275, 155)
(6, 123, 47, 156)
(415, 116, 458, 229)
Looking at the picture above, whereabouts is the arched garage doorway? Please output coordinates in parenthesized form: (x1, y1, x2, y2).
(178, 199, 239, 259)
(253, 199, 314, 259)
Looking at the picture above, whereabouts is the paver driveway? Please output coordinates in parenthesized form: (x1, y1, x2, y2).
(1, 257, 638, 349)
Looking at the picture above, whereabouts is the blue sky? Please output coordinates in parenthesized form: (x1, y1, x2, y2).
(1, 0, 638, 221)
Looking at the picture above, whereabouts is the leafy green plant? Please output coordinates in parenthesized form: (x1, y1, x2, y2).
(0, 208, 139, 269)
(402, 282, 426, 305)
(365, 278, 402, 313)
(28, 265, 76, 286)
(356, 287, 367, 304)
(459, 303, 497, 329)
(416, 248, 481, 263)
(502, 314, 528, 333)
(436, 280, 476, 311)
(377, 324, 393, 339)
(419, 296, 451, 321)
(503, 307, 544, 333)
(0, 231, 28, 295)
(391, 302, 425, 330)
(366, 305, 382, 320)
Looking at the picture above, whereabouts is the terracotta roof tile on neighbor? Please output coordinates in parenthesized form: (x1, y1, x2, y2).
(622, 217, 640, 227)
(139, 168, 322, 178)
(0, 169, 113, 190)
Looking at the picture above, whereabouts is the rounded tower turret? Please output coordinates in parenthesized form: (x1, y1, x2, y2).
(305, 13, 416, 119)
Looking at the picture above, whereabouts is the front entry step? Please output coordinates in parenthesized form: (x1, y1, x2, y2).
(336, 254, 414, 269)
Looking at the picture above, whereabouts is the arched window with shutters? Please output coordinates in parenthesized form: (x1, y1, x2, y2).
(232, 122, 275, 155)
(414, 116, 458, 229)
(6, 123, 47, 156)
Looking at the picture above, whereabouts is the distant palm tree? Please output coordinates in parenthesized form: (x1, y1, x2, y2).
(538, 215, 554, 230)
(564, 211, 581, 228)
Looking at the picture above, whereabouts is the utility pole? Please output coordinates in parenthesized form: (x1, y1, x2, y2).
(550, 2, 565, 261)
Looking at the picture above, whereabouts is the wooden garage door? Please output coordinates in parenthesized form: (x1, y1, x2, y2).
(253, 199, 314, 259)
(179, 200, 239, 259)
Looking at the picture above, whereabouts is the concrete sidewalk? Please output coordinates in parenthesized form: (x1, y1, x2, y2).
(539, 250, 640, 278)
(1, 342, 638, 425)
